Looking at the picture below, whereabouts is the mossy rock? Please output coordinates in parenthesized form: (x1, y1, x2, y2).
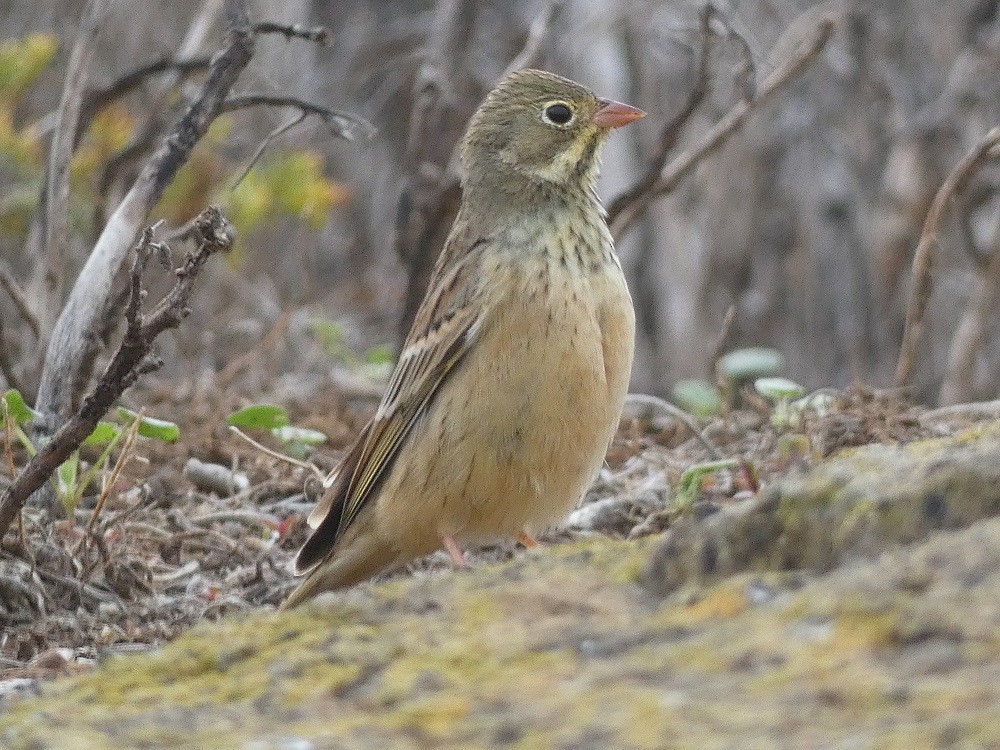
(644, 425, 1000, 594)
(3, 427, 1000, 749)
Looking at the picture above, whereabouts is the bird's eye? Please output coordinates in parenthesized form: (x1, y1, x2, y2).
(542, 102, 573, 126)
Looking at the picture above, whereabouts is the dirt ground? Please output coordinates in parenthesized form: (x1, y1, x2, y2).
(0, 347, 982, 701)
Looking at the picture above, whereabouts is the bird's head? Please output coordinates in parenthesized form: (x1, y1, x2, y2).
(460, 69, 644, 194)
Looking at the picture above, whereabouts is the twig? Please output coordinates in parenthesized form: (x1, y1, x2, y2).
(77, 56, 213, 139)
(625, 392, 722, 459)
(893, 126, 1000, 389)
(40, 0, 107, 333)
(609, 17, 836, 240)
(938, 229, 1000, 405)
(220, 94, 376, 142)
(230, 111, 306, 188)
(709, 304, 737, 382)
(607, 4, 716, 232)
(73, 409, 143, 556)
(0, 315, 26, 394)
(253, 21, 331, 45)
(919, 399, 1000, 425)
(227, 426, 326, 483)
(501, 0, 563, 77)
(221, 95, 374, 187)
(0, 207, 233, 542)
(707, 4, 758, 100)
(0, 265, 41, 339)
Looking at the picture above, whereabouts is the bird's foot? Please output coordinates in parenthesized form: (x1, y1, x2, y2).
(441, 534, 468, 568)
(517, 530, 540, 549)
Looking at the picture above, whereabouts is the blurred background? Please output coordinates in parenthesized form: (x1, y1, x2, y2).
(0, 0, 998, 406)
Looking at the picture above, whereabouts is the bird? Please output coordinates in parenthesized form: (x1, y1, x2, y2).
(282, 68, 643, 609)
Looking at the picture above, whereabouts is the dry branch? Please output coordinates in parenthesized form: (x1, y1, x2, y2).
(220, 94, 376, 141)
(39, 0, 107, 333)
(33, 0, 255, 429)
(501, 0, 563, 77)
(606, 3, 717, 231)
(608, 16, 835, 241)
(893, 126, 1000, 390)
(0, 265, 40, 339)
(938, 230, 1000, 405)
(0, 207, 234, 542)
(77, 55, 213, 138)
(253, 21, 332, 45)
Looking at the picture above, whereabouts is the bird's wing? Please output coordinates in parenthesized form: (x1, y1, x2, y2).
(295, 233, 488, 574)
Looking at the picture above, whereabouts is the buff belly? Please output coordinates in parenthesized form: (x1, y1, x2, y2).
(374, 253, 635, 559)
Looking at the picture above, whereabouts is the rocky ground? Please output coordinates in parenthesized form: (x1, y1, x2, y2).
(1, 373, 1000, 747)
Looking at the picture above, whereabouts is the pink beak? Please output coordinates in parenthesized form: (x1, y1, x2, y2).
(593, 98, 645, 129)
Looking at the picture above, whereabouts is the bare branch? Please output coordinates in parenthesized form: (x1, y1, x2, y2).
(609, 17, 836, 241)
(253, 21, 332, 45)
(0, 265, 41, 339)
(0, 207, 234, 542)
(73, 408, 144, 556)
(77, 55, 213, 138)
(625, 393, 722, 460)
(0, 315, 26, 394)
(220, 94, 376, 142)
(709, 304, 737, 384)
(938, 229, 1000, 405)
(34, 0, 255, 427)
(894, 126, 1000, 390)
(230, 112, 307, 188)
(501, 0, 563, 77)
(607, 3, 717, 229)
(40, 0, 107, 332)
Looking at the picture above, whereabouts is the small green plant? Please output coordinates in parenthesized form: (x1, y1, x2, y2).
(227, 403, 327, 460)
(308, 318, 394, 381)
(677, 458, 740, 506)
(753, 379, 837, 431)
(753, 377, 805, 429)
(717, 347, 784, 383)
(672, 378, 723, 419)
(2, 389, 179, 512)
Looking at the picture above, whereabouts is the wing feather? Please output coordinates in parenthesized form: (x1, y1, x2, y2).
(294, 233, 488, 573)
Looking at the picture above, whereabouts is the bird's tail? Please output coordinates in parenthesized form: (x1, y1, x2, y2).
(279, 532, 400, 610)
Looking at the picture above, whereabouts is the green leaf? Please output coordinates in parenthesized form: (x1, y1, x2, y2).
(56, 452, 79, 509)
(84, 421, 122, 446)
(309, 318, 355, 364)
(678, 459, 739, 504)
(671, 379, 722, 419)
(226, 404, 290, 430)
(118, 408, 181, 443)
(270, 425, 327, 446)
(792, 390, 836, 417)
(0, 34, 58, 103)
(717, 348, 784, 382)
(365, 344, 395, 366)
(754, 377, 805, 401)
(4, 388, 39, 424)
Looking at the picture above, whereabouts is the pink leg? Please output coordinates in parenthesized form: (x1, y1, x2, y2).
(517, 530, 540, 549)
(442, 534, 468, 568)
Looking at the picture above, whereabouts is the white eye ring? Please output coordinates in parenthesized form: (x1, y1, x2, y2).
(541, 101, 574, 127)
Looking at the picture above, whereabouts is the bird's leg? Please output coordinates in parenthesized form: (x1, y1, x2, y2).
(441, 534, 468, 568)
(517, 530, 539, 548)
